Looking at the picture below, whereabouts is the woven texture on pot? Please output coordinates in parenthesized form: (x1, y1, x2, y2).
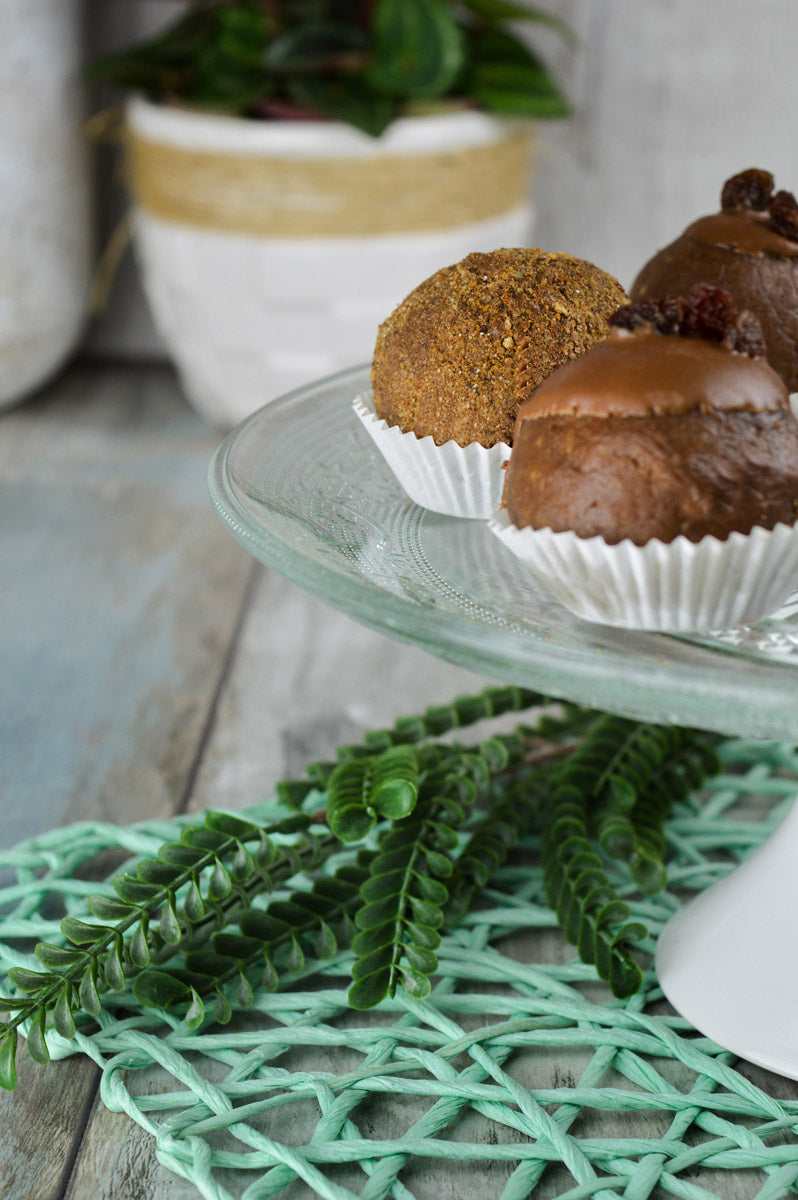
(125, 124, 534, 237)
(4, 739, 798, 1199)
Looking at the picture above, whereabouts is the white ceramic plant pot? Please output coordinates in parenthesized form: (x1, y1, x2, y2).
(0, 0, 92, 409)
(125, 96, 536, 427)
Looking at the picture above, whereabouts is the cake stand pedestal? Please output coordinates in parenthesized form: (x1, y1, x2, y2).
(657, 796, 798, 1078)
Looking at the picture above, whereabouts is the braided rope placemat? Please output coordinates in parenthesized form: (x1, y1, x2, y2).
(3, 738, 798, 1200)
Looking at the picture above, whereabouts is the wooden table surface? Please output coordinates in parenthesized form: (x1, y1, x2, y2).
(0, 361, 497, 1200)
(3, 362, 797, 1200)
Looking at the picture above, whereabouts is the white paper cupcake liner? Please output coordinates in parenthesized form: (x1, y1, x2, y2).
(353, 393, 509, 519)
(488, 510, 798, 631)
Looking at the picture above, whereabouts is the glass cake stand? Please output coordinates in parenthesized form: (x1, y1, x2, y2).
(208, 363, 798, 742)
(208, 363, 798, 1081)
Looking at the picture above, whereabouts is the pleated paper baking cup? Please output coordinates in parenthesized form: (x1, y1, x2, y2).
(488, 510, 798, 631)
(353, 394, 509, 519)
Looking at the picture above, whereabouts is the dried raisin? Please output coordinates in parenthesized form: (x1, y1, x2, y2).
(609, 284, 766, 358)
(768, 189, 798, 241)
(720, 168, 774, 212)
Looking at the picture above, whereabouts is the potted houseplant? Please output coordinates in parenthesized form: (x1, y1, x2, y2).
(92, 0, 571, 427)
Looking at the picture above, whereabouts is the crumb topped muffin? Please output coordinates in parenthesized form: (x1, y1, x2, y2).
(371, 247, 628, 449)
(631, 169, 798, 390)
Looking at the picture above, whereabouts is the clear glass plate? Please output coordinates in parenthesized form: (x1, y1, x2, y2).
(209, 364, 798, 741)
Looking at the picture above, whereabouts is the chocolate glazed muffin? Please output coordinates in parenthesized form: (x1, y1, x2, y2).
(503, 284, 798, 546)
(371, 248, 628, 449)
(631, 169, 798, 390)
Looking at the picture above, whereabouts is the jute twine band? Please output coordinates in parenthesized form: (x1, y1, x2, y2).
(126, 124, 534, 237)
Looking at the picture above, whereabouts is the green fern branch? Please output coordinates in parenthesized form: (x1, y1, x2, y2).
(0, 812, 329, 1085)
(132, 851, 376, 1027)
(0, 687, 727, 1092)
(348, 744, 482, 1009)
(541, 717, 722, 996)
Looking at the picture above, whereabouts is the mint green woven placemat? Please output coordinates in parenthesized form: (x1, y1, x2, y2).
(4, 738, 798, 1200)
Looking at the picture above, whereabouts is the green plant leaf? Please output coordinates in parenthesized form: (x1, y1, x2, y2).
(7, 968, 52, 994)
(286, 935, 305, 974)
(61, 918, 110, 946)
(404, 945, 438, 975)
(348, 969, 391, 1010)
(87, 894, 135, 921)
(26, 1011, 50, 1066)
(184, 877, 205, 922)
(236, 971, 255, 1009)
(630, 849, 667, 895)
(129, 921, 151, 970)
(462, 0, 575, 45)
(407, 897, 443, 929)
(372, 775, 417, 820)
(288, 72, 398, 135)
(0, 1028, 18, 1092)
(35, 943, 82, 970)
(204, 811, 265, 840)
(208, 861, 233, 901)
(113, 875, 163, 905)
(158, 905, 182, 949)
(424, 849, 453, 878)
(314, 922, 338, 959)
(265, 21, 368, 74)
(137, 860, 183, 886)
(368, 0, 466, 98)
(232, 841, 256, 881)
(470, 58, 569, 116)
(212, 933, 263, 960)
(350, 944, 393, 983)
(350, 921, 394, 956)
(181, 827, 229, 853)
(79, 965, 102, 1018)
(261, 957, 279, 992)
(213, 989, 233, 1025)
(608, 949, 642, 999)
(103, 942, 126, 992)
(133, 970, 192, 1010)
(399, 967, 432, 999)
(185, 988, 206, 1031)
(158, 843, 206, 869)
(53, 987, 77, 1040)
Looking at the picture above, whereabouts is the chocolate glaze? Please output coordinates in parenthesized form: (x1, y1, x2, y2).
(517, 326, 788, 421)
(688, 211, 798, 259)
(504, 326, 798, 545)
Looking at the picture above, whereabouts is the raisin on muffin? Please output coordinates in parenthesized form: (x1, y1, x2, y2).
(503, 284, 798, 546)
(371, 247, 628, 449)
(631, 169, 798, 390)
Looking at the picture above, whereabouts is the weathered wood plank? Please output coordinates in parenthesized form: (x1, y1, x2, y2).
(188, 565, 496, 815)
(0, 1053, 99, 1200)
(63, 551, 498, 1199)
(0, 362, 253, 846)
(0, 363, 253, 1198)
